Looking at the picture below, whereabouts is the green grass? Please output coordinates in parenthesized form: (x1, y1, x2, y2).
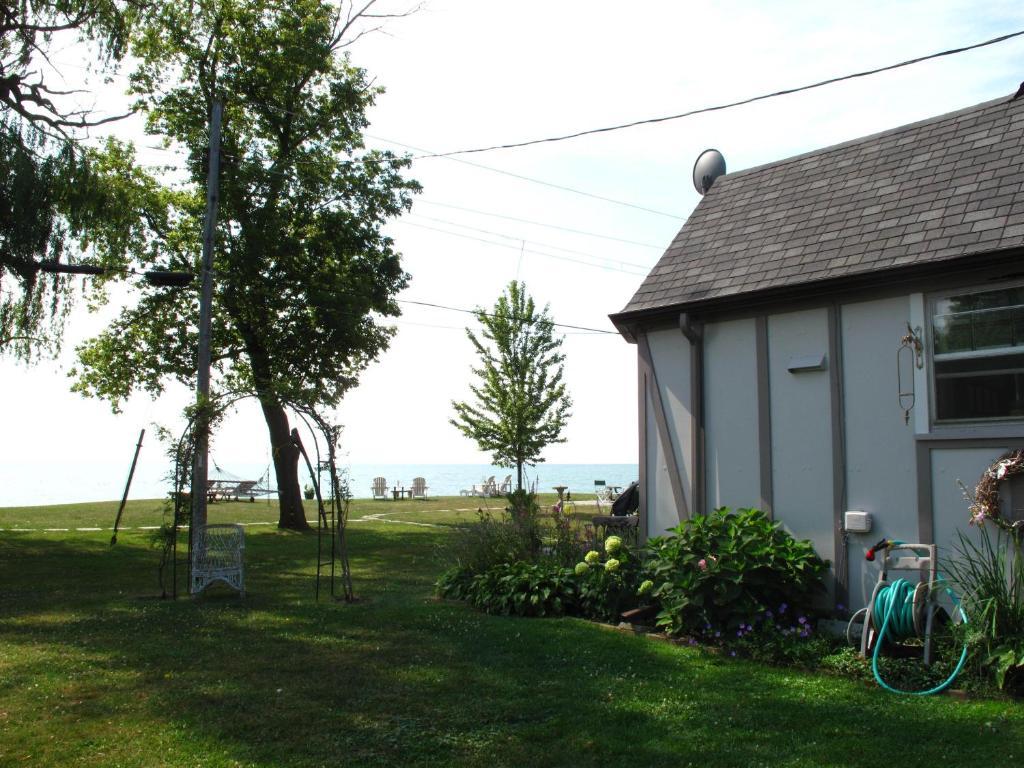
(1, 497, 1022, 767)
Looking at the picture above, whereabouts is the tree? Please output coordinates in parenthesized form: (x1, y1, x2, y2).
(73, 0, 419, 530)
(450, 281, 572, 492)
(0, 0, 159, 361)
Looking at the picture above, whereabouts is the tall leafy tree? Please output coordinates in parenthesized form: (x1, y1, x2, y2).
(0, 0, 160, 360)
(451, 281, 572, 491)
(73, 0, 419, 529)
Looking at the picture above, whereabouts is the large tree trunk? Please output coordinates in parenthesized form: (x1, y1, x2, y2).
(260, 400, 310, 530)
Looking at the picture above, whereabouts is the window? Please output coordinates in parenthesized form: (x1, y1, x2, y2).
(932, 286, 1024, 422)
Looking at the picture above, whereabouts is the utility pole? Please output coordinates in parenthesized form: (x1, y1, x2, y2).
(190, 96, 224, 592)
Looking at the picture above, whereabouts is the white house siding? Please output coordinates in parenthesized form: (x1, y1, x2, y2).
(645, 328, 693, 537)
(767, 308, 836, 595)
(930, 447, 1001, 567)
(840, 296, 918, 609)
(637, 295, 1022, 612)
(703, 318, 760, 510)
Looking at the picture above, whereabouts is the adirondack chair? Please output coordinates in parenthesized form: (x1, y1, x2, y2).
(480, 476, 497, 497)
(411, 477, 429, 500)
(498, 475, 513, 495)
(371, 477, 388, 500)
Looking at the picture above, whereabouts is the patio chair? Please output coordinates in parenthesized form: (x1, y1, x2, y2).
(593, 480, 619, 514)
(371, 477, 388, 500)
(481, 476, 497, 497)
(498, 475, 513, 495)
(191, 523, 245, 597)
(411, 477, 429, 500)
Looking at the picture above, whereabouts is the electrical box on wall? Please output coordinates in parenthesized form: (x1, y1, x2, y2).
(844, 511, 872, 533)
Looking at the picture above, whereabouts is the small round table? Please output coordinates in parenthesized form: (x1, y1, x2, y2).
(552, 485, 568, 503)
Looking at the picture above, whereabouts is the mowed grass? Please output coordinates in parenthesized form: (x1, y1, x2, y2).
(1, 498, 1022, 767)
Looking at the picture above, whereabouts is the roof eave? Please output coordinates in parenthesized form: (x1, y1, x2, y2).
(609, 244, 1024, 335)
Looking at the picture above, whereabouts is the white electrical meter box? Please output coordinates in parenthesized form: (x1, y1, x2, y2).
(844, 511, 872, 533)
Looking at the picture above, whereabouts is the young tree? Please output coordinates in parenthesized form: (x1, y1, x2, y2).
(72, 0, 418, 530)
(451, 281, 572, 492)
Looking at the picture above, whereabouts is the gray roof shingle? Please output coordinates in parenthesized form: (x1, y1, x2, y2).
(617, 93, 1024, 317)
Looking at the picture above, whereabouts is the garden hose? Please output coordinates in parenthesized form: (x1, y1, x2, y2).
(869, 576, 970, 696)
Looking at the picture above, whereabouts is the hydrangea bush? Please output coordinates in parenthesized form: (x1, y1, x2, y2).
(642, 507, 827, 637)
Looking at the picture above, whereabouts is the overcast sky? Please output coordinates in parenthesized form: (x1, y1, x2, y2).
(2, 0, 1023, 503)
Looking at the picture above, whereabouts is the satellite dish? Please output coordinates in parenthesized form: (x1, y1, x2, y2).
(692, 148, 726, 195)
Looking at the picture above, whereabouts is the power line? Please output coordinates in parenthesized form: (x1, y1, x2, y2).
(398, 298, 618, 335)
(420, 28, 1024, 159)
(415, 199, 663, 249)
(404, 212, 654, 269)
(367, 134, 683, 220)
(392, 219, 649, 275)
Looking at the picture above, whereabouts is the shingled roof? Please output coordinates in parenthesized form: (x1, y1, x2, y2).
(615, 91, 1024, 320)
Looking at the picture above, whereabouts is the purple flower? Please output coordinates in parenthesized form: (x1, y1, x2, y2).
(714, 630, 721, 638)
(737, 630, 743, 637)
(766, 610, 774, 618)
(779, 603, 788, 614)
(729, 651, 737, 657)
(688, 638, 697, 646)
(798, 616, 807, 625)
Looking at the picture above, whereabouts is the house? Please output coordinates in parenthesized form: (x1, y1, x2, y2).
(610, 90, 1024, 611)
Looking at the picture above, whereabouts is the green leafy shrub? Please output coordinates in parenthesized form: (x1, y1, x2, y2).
(440, 505, 544, 577)
(436, 565, 476, 602)
(945, 527, 1024, 693)
(462, 562, 577, 617)
(642, 507, 827, 636)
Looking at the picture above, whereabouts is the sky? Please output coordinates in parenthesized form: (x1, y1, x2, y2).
(2, 0, 1024, 503)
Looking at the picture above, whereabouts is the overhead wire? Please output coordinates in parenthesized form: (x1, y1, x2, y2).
(367, 134, 683, 220)
(420, 28, 1024, 158)
(392, 219, 650, 276)
(397, 298, 618, 335)
(413, 200, 663, 249)
(403, 212, 654, 269)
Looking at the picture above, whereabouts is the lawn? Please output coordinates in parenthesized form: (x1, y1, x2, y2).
(1, 497, 1021, 767)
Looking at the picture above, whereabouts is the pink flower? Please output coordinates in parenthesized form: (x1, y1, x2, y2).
(698, 558, 708, 571)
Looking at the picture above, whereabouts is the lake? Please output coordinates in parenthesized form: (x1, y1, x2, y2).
(0, 460, 638, 506)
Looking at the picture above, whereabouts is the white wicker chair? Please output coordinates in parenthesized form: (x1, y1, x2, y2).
(191, 523, 245, 597)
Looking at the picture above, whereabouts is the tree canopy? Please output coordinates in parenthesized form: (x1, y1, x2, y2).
(0, 0, 164, 360)
(450, 281, 573, 491)
(73, 0, 419, 529)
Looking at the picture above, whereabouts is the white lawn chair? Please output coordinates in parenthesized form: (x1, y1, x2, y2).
(191, 523, 245, 597)
(594, 480, 619, 514)
(411, 477, 429, 500)
(498, 475, 513, 495)
(480, 476, 497, 497)
(372, 477, 388, 500)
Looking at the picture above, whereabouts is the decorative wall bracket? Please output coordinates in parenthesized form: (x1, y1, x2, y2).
(897, 323, 924, 425)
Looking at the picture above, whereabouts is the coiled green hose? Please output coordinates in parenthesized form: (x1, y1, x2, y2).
(870, 577, 969, 695)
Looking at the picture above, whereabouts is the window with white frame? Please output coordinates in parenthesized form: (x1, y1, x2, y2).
(932, 285, 1024, 422)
